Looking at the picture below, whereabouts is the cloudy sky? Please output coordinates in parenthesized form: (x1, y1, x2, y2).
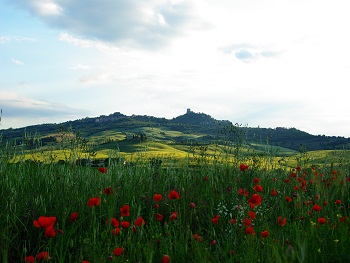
(1, 0, 349, 137)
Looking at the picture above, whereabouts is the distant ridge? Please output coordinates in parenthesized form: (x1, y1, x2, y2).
(1, 109, 349, 151)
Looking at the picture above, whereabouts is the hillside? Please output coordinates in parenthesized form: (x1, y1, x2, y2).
(1, 109, 349, 153)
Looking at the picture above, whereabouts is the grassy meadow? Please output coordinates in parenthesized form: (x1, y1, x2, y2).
(1, 130, 350, 263)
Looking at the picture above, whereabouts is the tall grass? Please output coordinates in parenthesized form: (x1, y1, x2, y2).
(0, 130, 349, 262)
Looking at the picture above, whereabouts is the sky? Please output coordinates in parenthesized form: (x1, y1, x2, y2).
(1, 0, 350, 137)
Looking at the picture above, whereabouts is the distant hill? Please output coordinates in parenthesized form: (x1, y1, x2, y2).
(1, 109, 349, 152)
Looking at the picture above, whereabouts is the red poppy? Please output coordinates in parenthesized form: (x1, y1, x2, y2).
(44, 227, 56, 238)
(189, 202, 196, 208)
(253, 185, 263, 192)
(285, 196, 293, 202)
(248, 194, 262, 208)
(153, 194, 163, 202)
(312, 204, 322, 212)
(270, 189, 278, 196)
(36, 251, 50, 260)
(248, 211, 256, 220)
(317, 218, 326, 224)
(278, 216, 287, 226)
(335, 200, 342, 204)
(120, 205, 130, 217)
(229, 218, 237, 224)
(69, 212, 79, 222)
(33, 216, 56, 229)
(121, 221, 130, 228)
(193, 233, 203, 242)
(106, 217, 119, 227)
(168, 190, 180, 199)
(25, 256, 35, 263)
(104, 187, 113, 195)
(253, 178, 260, 184)
(243, 218, 252, 226)
(134, 216, 145, 227)
(111, 227, 121, 235)
(82, 261, 90, 263)
(162, 255, 171, 263)
(261, 230, 269, 238)
(113, 247, 123, 256)
(98, 167, 107, 173)
(245, 226, 255, 235)
(170, 212, 178, 221)
(154, 213, 163, 221)
(211, 215, 220, 225)
(87, 197, 100, 207)
(238, 188, 249, 196)
(239, 163, 248, 171)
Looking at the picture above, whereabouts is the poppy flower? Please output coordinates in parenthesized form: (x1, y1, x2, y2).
(111, 227, 121, 235)
(261, 230, 269, 238)
(104, 187, 113, 195)
(170, 212, 178, 221)
(36, 251, 50, 260)
(106, 218, 119, 227)
(153, 194, 163, 202)
(317, 218, 326, 224)
(121, 221, 130, 228)
(44, 227, 56, 238)
(25, 256, 35, 263)
(162, 255, 171, 263)
(278, 216, 287, 226)
(253, 178, 260, 184)
(243, 218, 252, 226)
(229, 218, 237, 224)
(168, 190, 180, 200)
(312, 204, 322, 212)
(248, 211, 256, 220)
(239, 163, 248, 171)
(82, 261, 90, 263)
(120, 205, 130, 217)
(113, 247, 123, 256)
(33, 216, 56, 229)
(285, 196, 293, 203)
(154, 213, 163, 221)
(253, 185, 263, 192)
(270, 189, 278, 196)
(193, 233, 203, 242)
(69, 212, 79, 222)
(134, 216, 145, 227)
(189, 202, 196, 208)
(211, 215, 220, 225)
(248, 194, 262, 207)
(335, 200, 342, 205)
(238, 188, 249, 196)
(245, 226, 255, 235)
(98, 167, 107, 173)
(87, 197, 100, 207)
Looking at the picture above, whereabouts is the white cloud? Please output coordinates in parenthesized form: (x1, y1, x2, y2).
(11, 58, 25, 65)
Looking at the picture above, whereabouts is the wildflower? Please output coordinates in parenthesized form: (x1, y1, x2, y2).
(253, 178, 260, 184)
(98, 167, 107, 173)
(238, 188, 249, 196)
(245, 226, 255, 235)
(111, 227, 121, 235)
(248, 194, 262, 208)
(210, 240, 217, 246)
(120, 205, 130, 217)
(153, 194, 163, 202)
(162, 255, 171, 263)
(211, 215, 220, 225)
(193, 233, 203, 242)
(285, 196, 293, 203)
(134, 216, 145, 227)
(33, 216, 56, 229)
(317, 218, 326, 224)
(69, 212, 79, 222)
(278, 216, 287, 226)
(104, 187, 113, 195)
(154, 213, 163, 221)
(168, 190, 180, 199)
(113, 247, 123, 256)
(106, 218, 119, 227)
(243, 218, 252, 226)
(204, 175, 209, 181)
(248, 211, 256, 220)
(253, 185, 263, 192)
(335, 200, 342, 205)
(87, 197, 100, 207)
(44, 227, 56, 238)
(25, 256, 35, 263)
(120, 221, 130, 229)
(270, 189, 278, 196)
(229, 218, 237, 224)
(170, 212, 178, 221)
(82, 261, 90, 263)
(312, 204, 322, 212)
(36, 251, 50, 260)
(239, 163, 248, 171)
(261, 230, 269, 238)
(189, 202, 196, 208)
